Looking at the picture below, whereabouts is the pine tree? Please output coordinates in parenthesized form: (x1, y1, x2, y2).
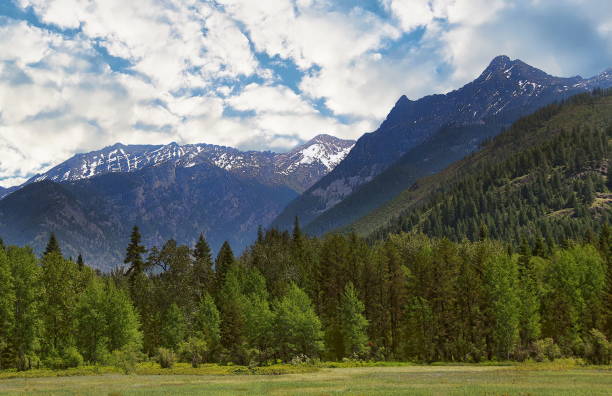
(292, 216, 302, 243)
(44, 233, 61, 256)
(76, 254, 84, 270)
(217, 269, 247, 363)
(340, 282, 369, 358)
(192, 234, 214, 298)
(214, 241, 235, 292)
(124, 226, 147, 281)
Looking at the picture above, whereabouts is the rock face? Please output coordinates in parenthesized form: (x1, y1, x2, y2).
(24, 134, 355, 194)
(271, 55, 612, 232)
(0, 135, 354, 269)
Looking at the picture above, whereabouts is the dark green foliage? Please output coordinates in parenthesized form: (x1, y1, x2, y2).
(532, 338, 561, 362)
(0, 248, 15, 369)
(160, 303, 186, 351)
(44, 233, 61, 256)
(2, 90, 611, 372)
(274, 283, 324, 361)
(192, 234, 214, 298)
(340, 282, 369, 358)
(40, 252, 80, 359)
(194, 293, 221, 361)
(0, 226, 610, 369)
(7, 247, 42, 370)
(584, 329, 611, 365)
(178, 336, 207, 368)
(374, 124, 609, 248)
(215, 241, 235, 293)
(124, 226, 147, 281)
(358, 91, 612, 247)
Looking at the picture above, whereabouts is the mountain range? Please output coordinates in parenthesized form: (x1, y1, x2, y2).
(271, 55, 612, 234)
(0, 134, 354, 268)
(2, 55, 611, 270)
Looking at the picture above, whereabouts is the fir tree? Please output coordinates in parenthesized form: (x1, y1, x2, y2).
(192, 234, 214, 298)
(124, 226, 147, 280)
(76, 254, 84, 270)
(292, 216, 303, 243)
(214, 241, 235, 292)
(44, 233, 61, 256)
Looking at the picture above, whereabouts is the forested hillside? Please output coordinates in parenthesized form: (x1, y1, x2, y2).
(0, 223, 610, 370)
(351, 90, 612, 247)
(272, 56, 612, 234)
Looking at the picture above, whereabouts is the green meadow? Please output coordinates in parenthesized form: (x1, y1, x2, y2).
(0, 361, 610, 396)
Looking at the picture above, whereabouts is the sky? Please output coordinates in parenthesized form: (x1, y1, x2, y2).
(1, 0, 612, 187)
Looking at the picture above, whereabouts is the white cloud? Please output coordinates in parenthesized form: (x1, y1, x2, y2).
(1, 0, 612, 187)
(228, 83, 316, 115)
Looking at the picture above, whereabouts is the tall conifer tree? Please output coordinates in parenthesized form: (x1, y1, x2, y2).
(44, 233, 61, 256)
(192, 233, 214, 297)
(214, 241, 235, 292)
(124, 226, 147, 280)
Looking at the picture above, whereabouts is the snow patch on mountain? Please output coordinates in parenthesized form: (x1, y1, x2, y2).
(22, 135, 355, 194)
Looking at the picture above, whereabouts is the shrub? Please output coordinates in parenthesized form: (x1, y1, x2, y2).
(178, 337, 207, 368)
(290, 354, 313, 366)
(63, 347, 84, 368)
(532, 338, 561, 362)
(110, 345, 142, 374)
(583, 329, 611, 365)
(16, 353, 40, 371)
(157, 347, 176, 369)
(512, 346, 529, 362)
(43, 348, 83, 369)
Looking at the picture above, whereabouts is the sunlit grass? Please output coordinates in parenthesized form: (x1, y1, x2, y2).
(0, 360, 610, 395)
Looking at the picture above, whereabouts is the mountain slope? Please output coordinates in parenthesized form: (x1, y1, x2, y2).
(27, 134, 354, 194)
(0, 134, 354, 269)
(303, 122, 501, 235)
(350, 90, 612, 244)
(272, 56, 612, 232)
(0, 161, 298, 269)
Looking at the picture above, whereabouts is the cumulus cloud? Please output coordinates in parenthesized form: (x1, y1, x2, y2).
(1, 0, 612, 187)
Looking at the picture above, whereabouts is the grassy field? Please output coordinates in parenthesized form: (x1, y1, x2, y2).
(0, 362, 610, 396)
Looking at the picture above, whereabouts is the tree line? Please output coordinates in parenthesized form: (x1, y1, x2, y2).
(373, 112, 610, 250)
(0, 221, 610, 370)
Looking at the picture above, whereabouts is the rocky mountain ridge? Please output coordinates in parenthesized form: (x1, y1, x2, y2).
(271, 55, 612, 232)
(17, 134, 355, 196)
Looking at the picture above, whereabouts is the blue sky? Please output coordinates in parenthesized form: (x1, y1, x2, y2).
(1, 0, 612, 187)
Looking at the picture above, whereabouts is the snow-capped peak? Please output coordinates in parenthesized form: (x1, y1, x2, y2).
(278, 134, 355, 174)
(23, 135, 355, 193)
